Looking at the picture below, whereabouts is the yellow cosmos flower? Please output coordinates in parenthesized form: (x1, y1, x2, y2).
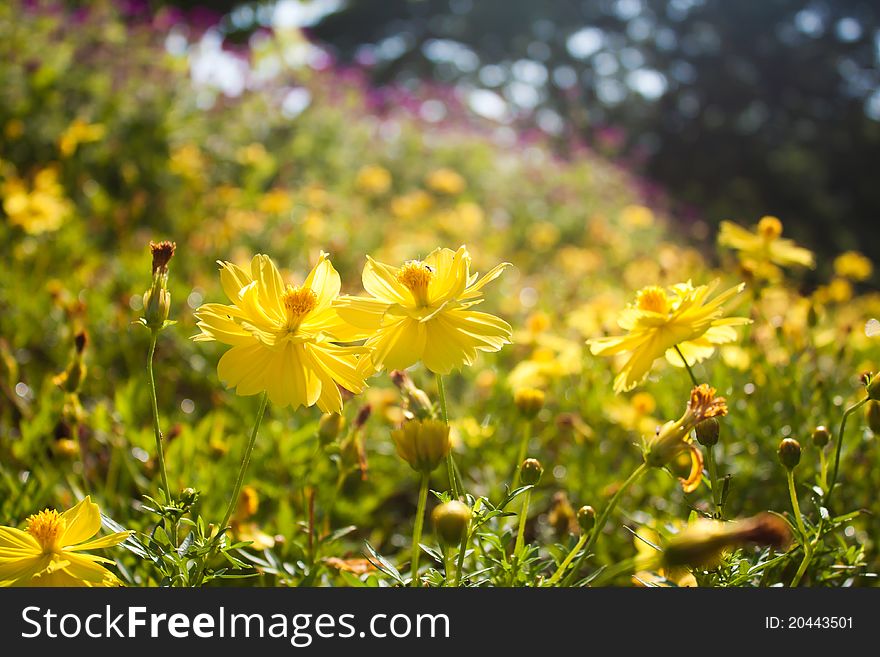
(589, 281, 751, 393)
(193, 253, 369, 411)
(718, 216, 815, 277)
(0, 497, 130, 587)
(334, 246, 512, 374)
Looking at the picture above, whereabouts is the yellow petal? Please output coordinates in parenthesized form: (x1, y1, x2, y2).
(0, 526, 40, 552)
(60, 496, 101, 546)
(250, 254, 285, 320)
(362, 256, 410, 305)
(219, 260, 253, 304)
(369, 317, 426, 371)
(460, 261, 511, 300)
(303, 252, 341, 312)
(66, 531, 131, 552)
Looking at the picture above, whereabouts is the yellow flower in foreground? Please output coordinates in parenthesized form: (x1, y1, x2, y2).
(589, 281, 751, 393)
(718, 216, 815, 276)
(334, 246, 512, 374)
(193, 252, 369, 411)
(0, 497, 130, 587)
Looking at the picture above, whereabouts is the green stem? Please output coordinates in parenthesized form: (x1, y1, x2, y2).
(218, 392, 269, 535)
(787, 468, 812, 587)
(706, 447, 723, 519)
(435, 372, 448, 423)
(435, 372, 462, 499)
(512, 419, 531, 490)
(561, 462, 648, 586)
(545, 532, 588, 586)
(818, 449, 828, 492)
(674, 344, 699, 387)
(443, 546, 455, 587)
(787, 469, 807, 538)
(410, 473, 430, 587)
(826, 397, 868, 508)
(454, 526, 469, 587)
(514, 489, 531, 557)
(147, 332, 171, 506)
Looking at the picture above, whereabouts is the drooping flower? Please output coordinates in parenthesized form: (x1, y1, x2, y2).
(333, 246, 512, 374)
(193, 252, 370, 412)
(718, 216, 815, 278)
(643, 384, 728, 492)
(588, 281, 751, 393)
(0, 497, 130, 587)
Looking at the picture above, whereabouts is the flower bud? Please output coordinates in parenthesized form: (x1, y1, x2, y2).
(432, 500, 471, 546)
(143, 283, 171, 329)
(391, 419, 451, 474)
(777, 438, 801, 470)
(514, 388, 545, 419)
(520, 458, 543, 486)
(390, 370, 434, 419)
(142, 241, 175, 330)
(180, 487, 200, 506)
(577, 505, 596, 533)
(811, 425, 830, 448)
(318, 413, 345, 445)
(694, 417, 720, 446)
(866, 401, 880, 434)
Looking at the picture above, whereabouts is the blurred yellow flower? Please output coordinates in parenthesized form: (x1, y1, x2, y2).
(355, 164, 392, 196)
(718, 216, 815, 277)
(834, 251, 873, 281)
(619, 204, 655, 229)
(589, 281, 751, 393)
(425, 167, 466, 195)
(0, 497, 130, 587)
(507, 335, 583, 389)
(391, 190, 433, 219)
(58, 119, 105, 157)
(193, 252, 369, 411)
(2, 166, 72, 234)
(258, 188, 294, 216)
(335, 245, 512, 374)
(169, 143, 205, 181)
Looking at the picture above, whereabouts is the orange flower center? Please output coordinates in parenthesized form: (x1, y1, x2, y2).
(397, 261, 433, 306)
(687, 384, 728, 422)
(636, 286, 669, 314)
(26, 509, 66, 552)
(757, 216, 783, 240)
(282, 285, 317, 330)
